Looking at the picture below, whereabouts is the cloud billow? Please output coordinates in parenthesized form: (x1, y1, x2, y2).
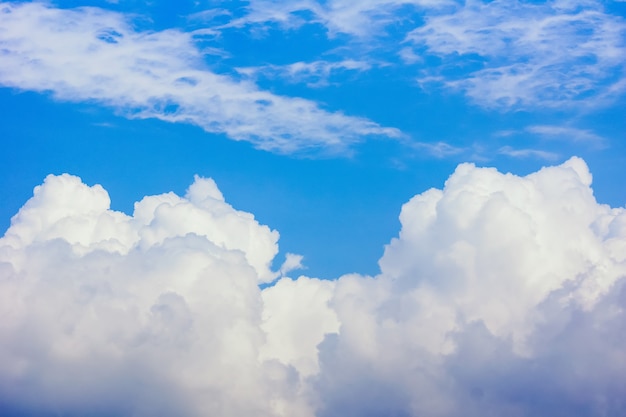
(1, 158, 625, 416)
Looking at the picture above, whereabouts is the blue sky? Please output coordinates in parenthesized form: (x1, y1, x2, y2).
(1, 1, 626, 416)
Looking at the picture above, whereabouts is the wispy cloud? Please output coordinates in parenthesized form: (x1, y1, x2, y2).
(226, 0, 626, 110)
(412, 140, 465, 158)
(0, 2, 400, 154)
(237, 59, 372, 87)
(498, 145, 560, 161)
(408, 0, 626, 109)
(235, 0, 449, 37)
(526, 125, 608, 147)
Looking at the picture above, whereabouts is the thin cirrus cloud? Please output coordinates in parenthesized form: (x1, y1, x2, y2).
(237, 59, 373, 87)
(0, 2, 401, 154)
(408, 0, 626, 109)
(493, 124, 608, 159)
(233, 0, 449, 37)
(526, 125, 608, 147)
(235, 0, 626, 110)
(2, 157, 625, 416)
(498, 145, 560, 161)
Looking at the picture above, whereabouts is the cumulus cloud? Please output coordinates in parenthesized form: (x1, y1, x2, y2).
(312, 156, 626, 416)
(0, 173, 322, 417)
(2, 158, 626, 416)
(0, 2, 400, 154)
(2, 173, 280, 282)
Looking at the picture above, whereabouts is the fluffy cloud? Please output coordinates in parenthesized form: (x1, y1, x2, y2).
(2, 174, 280, 282)
(2, 158, 626, 416)
(313, 157, 626, 416)
(0, 173, 316, 417)
(0, 2, 399, 154)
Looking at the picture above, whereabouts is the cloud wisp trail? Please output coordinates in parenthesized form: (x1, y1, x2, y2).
(0, 2, 400, 155)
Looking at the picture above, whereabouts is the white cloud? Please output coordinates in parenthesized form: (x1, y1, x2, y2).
(237, 59, 373, 87)
(2, 173, 281, 282)
(279, 252, 305, 276)
(2, 159, 626, 416)
(260, 276, 339, 377)
(312, 156, 626, 415)
(408, 0, 626, 108)
(231, 0, 626, 110)
(379, 156, 620, 342)
(411, 140, 465, 158)
(526, 125, 607, 147)
(498, 145, 560, 160)
(0, 2, 400, 154)
(236, 0, 448, 38)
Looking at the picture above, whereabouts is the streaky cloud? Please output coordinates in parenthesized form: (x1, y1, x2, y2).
(226, 0, 626, 110)
(235, 0, 450, 37)
(526, 125, 608, 148)
(408, 0, 626, 109)
(0, 2, 400, 154)
(237, 59, 373, 88)
(498, 145, 560, 161)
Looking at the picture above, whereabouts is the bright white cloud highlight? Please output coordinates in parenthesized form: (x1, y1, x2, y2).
(0, 2, 400, 154)
(1, 158, 626, 416)
(1, 173, 281, 282)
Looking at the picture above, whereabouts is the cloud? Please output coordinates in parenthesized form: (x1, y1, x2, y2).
(2, 158, 626, 416)
(230, 0, 626, 110)
(0, 174, 315, 417)
(0, 2, 400, 154)
(312, 156, 626, 416)
(1, 173, 281, 282)
(237, 60, 373, 87)
(235, 0, 448, 38)
(411, 140, 465, 158)
(498, 145, 560, 161)
(408, 0, 626, 109)
(526, 125, 608, 147)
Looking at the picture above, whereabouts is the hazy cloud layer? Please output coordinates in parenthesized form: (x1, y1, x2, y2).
(2, 158, 625, 416)
(0, 2, 399, 154)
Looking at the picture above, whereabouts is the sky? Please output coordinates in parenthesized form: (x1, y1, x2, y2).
(0, 0, 625, 416)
